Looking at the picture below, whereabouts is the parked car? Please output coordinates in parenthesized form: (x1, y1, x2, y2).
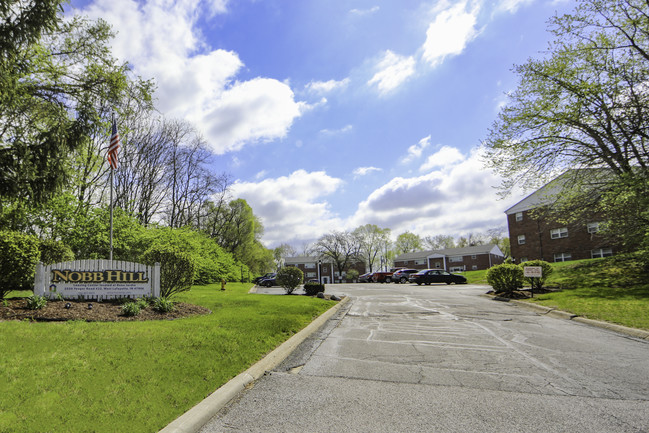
(391, 268, 419, 284)
(258, 273, 277, 287)
(254, 272, 275, 284)
(358, 272, 374, 283)
(372, 271, 394, 283)
(409, 269, 467, 285)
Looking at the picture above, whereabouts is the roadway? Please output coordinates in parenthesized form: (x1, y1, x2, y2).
(199, 282, 649, 432)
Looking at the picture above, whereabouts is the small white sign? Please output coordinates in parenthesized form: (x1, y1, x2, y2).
(524, 266, 543, 278)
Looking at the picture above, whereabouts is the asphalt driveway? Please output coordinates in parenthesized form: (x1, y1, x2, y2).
(199, 283, 649, 432)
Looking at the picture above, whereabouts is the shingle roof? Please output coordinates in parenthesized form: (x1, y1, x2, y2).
(504, 169, 611, 214)
(394, 244, 503, 261)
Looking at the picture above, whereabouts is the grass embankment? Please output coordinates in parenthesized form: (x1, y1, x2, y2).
(464, 255, 649, 330)
(0, 283, 336, 433)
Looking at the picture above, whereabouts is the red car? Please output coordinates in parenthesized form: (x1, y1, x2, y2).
(372, 271, 394, 283)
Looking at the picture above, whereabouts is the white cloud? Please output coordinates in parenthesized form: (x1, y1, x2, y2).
(419, 145, 465, 171)
(350, 147, 517, 238)
(401, 135, 431, 164)
(422, 1, 480, 67)
(368, 50, 416, 95)
(319, 125, 353, 135)
(495, 0, 533, 14)
(350, 6, 380, 16)
(305, 78, 350, 94)
(353, 166, 382, 177)
(231, 170, 345, 247)
(74, 0, 305, 155)
(202, 78, 306, 153)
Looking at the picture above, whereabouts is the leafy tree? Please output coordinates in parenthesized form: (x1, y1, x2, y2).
(313, 231, 361, 280)
(1, 14, 130, 205)
(276, 266, 303, 295)
(423, 234, 455, 250)
(482, 0, 649, 252)
(353, 224, 391, 272)
(273, 243, 296, 270)
(394, 231, 422, 255)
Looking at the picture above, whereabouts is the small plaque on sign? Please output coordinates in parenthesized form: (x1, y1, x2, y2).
(524, 266, 543, 278)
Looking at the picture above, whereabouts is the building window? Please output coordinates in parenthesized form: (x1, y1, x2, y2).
(471, 255, 477, 259)
(550, 227, 568, 239)
(516, 212, 523, 222)
(518, 235, 526, 245)
(414, 259, 424, 265)
(434, 262, 442, 268)
(553, 252, 572, 262)
(449, 256, 463, 263)
(587, 222, 601, 234)
(520, 257, 528, 263)
(472, 265, 478, 270)
(591, 248, 613, 259)
(306, 272, 316, 278)
(305, 263, 315, 269)
(450, 266, 464, 272)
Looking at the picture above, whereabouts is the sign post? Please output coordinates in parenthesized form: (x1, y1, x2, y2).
(523, 266, 543, 298)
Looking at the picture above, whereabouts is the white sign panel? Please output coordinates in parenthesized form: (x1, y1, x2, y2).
(34, 260, 160, 299)
(523, 266, 543, 278)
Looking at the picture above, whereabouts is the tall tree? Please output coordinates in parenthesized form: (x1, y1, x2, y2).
(312, 231, 361, 279)
(482, 0, 649, 251)
(273, 243, 296, 270)
(353, 224, 391, 272)
(0, 14, 130, 206)
(394, 231, 422, 255)
(423, 234, 455, 250)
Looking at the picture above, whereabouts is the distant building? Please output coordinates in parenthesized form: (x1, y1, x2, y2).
(505, 172, 616, 263)
(393, 244, 505, 272)
(284, 256, 366, 283)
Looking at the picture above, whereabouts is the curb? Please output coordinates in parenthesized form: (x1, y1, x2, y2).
(490, 295, 649, 340)
(159, 296, 351, 433)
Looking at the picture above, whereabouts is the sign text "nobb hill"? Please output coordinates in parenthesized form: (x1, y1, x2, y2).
(50, 270, 149, 283)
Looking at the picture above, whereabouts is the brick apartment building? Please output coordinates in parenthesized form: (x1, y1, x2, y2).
(505, 172, 615, 263)
(393, 244, 505, 272)
(284, 256, 366, 283)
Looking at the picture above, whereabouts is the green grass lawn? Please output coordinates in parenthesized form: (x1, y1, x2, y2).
(0, 283, 336, 433)
(464, 256, 649, 331)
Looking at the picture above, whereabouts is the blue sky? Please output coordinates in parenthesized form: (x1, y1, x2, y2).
(69, 0, 572, 249)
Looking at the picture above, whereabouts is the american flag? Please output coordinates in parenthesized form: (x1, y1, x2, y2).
(107, 119, 120, 169)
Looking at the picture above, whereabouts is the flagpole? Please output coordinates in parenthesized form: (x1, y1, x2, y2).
(109, 113, 114, 263)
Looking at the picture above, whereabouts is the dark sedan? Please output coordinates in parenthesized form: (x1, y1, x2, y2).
(258, 273, 277, 287)
(409, 269, 467, 285)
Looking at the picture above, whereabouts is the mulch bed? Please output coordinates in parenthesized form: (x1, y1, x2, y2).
(486, 287, 557, 299)
(0, 298, 211, 322)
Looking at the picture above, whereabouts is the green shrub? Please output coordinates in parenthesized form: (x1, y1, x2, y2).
(121, 302, 141, 317)
(303, 281, 325, 296)
(142, 245, 195, 299)
(39, 239, 74, 265)
(486, 263, 524, 296)
(26, 295, 48, 310)
(135, 297, 149, 310)
(276, 266, 303, 294)
(346, 269, 359, 281)
(152, 297, 175, 313)
(520, 259, 553, 291)
(0, 231, 41, 299)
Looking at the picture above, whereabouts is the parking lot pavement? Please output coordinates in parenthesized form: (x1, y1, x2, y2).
(199, 283, 649, 432)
